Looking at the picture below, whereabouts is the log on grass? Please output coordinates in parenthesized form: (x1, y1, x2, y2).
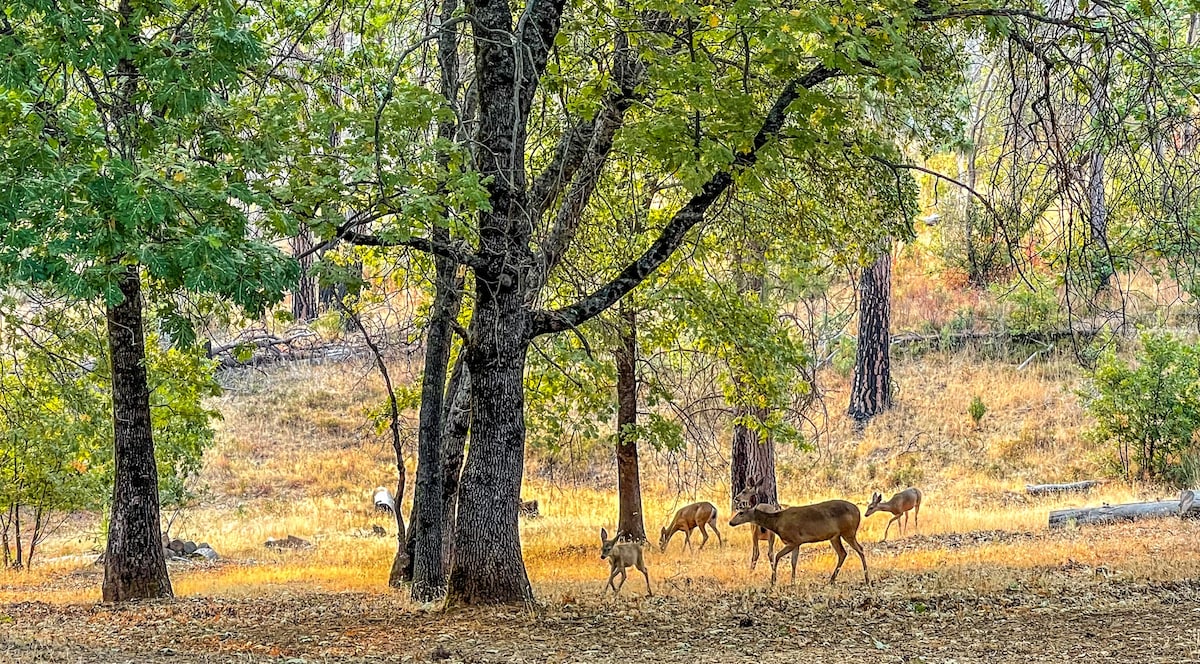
(1025, 480, 1101, 496)
(1049, 490, 1200, 529)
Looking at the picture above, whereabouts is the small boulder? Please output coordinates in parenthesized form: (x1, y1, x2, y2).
(182, 541, 198, 555)
(371, 525, 387, 537)
(192, 547, 219, 561)
(167, 539, 187, 555)
(265, 535, 312, 550)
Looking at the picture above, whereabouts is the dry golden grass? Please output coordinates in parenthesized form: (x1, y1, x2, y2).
(3, 349, 1195, 615)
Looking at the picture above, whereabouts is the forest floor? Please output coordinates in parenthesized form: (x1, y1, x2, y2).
(4, 358, 1200, 662)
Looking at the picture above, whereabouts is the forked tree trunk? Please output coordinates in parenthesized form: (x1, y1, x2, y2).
(615, 302, 645, 541)
(447, 274, 532, 605)
(848, 250, 892, 425)
(103, 265, 173, 602)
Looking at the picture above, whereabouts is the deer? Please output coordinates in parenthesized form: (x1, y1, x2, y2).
(599, 528, 652, 597)
(864, 487, 922, 542)
(729, 500, 870, 586)
(659, 501, 724, 552)
(732, 477, 780, 569)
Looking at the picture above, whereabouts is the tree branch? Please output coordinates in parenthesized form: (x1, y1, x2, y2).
(529, 64, 839, 337)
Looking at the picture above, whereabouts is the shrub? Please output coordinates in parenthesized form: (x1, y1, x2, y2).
(968, 396, 987, 426)
(1081, 333, 1200, 486)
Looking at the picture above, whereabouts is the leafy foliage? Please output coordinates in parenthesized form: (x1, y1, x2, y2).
(1082, 333, 1200, 486)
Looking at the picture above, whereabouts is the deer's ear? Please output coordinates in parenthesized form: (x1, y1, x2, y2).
(600, 528, 609, 542)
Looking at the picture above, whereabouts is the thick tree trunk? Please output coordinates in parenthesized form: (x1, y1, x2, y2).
(730, 410, 778, 508)
(1026, 480, 1100, 496)
(103, 265, 173, 602)
(446, 275, 532, 605)
(405, 254, 462, 599)
(615, 302, 645, 541)
(290, 230, 320, 323)
(848, 250, 892, 425)
(440, 356, 471, 575)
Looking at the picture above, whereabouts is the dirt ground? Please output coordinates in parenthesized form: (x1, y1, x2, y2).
(3, 546, 1199, 663)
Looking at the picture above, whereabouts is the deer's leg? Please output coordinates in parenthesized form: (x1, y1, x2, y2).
(684, 530, 693, 553)
(698, 523, 710, 550)
(615, 568, 628, 594)
(844, 533, 871, 586)
(789, 548, 800, 584)
(829, 537, 848, 584)
(882, 515, 900, 542)
(711, 522, 724, 547)
(767, 531, 776, 560)
(750, 533, 760, 569)
(606, 567, 621, 593)
(769, 544, 795, 586)
(913, 503, 920, 534)
(636, 559, 652, 596)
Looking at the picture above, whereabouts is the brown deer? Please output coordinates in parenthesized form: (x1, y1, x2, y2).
(599, 528, 652, 597)
(865, 488, 922, 541)
(732, 477, 779, 569)
(729, 501, 870, 586)
(659, 501, 724, 552)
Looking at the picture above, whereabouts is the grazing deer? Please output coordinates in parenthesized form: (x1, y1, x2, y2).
(865, 488, 922, 542)
(732, 478, 779, 569)
(599, 528, 652, 597)
(729, 501, 870, 586)
(659, 501, 724, 552)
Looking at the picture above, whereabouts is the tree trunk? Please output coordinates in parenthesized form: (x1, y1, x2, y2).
(615, 302, 645, 541)
(290, 229, 320, 323)
(103, 265, 173, 602)
(446, 273, 532, 605)
(405, 254, 462, 599)
(730, 410, 778, 508)
(1025, 480, 1101, 496)
(848, 250, 893, 425)
(440, 356, 471, 575)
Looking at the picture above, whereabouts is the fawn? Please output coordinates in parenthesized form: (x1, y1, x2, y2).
(729, 501, 870, 586)
(599, 528, 652, 597)
(865, 488, 922, 541)
(659, 501, 724, 552)
(732, 478, 780, 569)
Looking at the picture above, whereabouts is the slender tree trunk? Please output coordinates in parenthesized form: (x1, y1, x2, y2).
(614, 302, 645, 541)
(447, 274, 533, 605)
(405, 256, 462, 598)
(1, 504, 10, 568)
(848, 250, 893, 426)
(103, 265, 173, 602)
(440, 356, 471, 575)
(12, 503, 22, 570)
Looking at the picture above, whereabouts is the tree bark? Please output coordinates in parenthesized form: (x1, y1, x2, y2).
(103, 265, 173, 602)
(447, 274, 533, 605)
(730, 410, 778, 508)
(848, 249, 893, 425)
(440, 356, 471, 575)
(1025, 480, 1100, 496)
(1049, 493, 1200, 529)
(290, 229, 320, 323)
(615, 302, 645, 541)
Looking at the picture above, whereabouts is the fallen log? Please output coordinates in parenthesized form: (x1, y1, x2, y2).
(1026, 480, 1100, 496)
(1049, 490, 1200, 529)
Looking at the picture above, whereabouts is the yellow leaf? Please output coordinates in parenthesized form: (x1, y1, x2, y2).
(707, 14, 720, 27)
(173, 171, 187, 183)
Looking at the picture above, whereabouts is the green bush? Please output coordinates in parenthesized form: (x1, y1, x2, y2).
(1081, 333, 1200, 486)
(968, 395, 987, 426)
(1000, 282, 1063, 336)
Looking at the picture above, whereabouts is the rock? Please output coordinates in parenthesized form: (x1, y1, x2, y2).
(197, 542, 210, 550)
(167, 539, 187, 555)
(182, 541, 198, 555)
(371, 525, 387, 537)
(519, 499, 541, 518)
(193, 547, 219, 561)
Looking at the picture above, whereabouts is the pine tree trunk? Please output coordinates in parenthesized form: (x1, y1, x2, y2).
(103, 265, 173, 602)
(615, 303, 645, 541)
(730, 410, 778, 507)
(848, 250, 893, 425)
(446, 275, 532, 605)
(440, 356, 470, 575)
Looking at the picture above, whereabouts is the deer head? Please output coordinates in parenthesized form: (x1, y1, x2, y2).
(600, 528, 623, 559)
(657, 526, 670, 552)
(733, 476, 769, 510)
(864, 492, 884, 517)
